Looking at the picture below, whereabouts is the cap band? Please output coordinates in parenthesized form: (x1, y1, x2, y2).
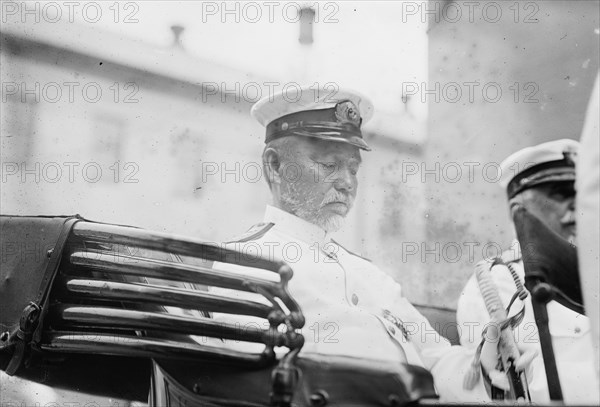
(507, 159, 575, 198)
(264, 101, 369, 150)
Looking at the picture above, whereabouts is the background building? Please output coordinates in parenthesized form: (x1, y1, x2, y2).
(1, 0, 598, 317)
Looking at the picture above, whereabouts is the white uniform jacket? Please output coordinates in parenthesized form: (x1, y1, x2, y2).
(457, 241, 599, 404)
(212, 206, 490, 402)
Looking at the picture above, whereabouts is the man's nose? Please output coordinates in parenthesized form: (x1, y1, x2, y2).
(334, 167, 356, 191)
(567, 195, 576, 211)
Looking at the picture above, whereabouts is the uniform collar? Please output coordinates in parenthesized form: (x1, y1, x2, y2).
(510, 239, 522, 258)
(264, 205, 328, 245)
(500, 239, 522, 264)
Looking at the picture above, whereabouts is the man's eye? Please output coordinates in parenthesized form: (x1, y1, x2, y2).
(550, 191, 572, 200)
(549, 185, 575, 200)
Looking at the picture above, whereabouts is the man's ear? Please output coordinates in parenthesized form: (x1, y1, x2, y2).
(263, 147, 282, 185)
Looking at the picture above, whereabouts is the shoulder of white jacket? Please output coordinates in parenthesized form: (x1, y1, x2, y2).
(224, 222, 275, 243)
(500, 247, 522, 264)
(331, 238, 372, 262)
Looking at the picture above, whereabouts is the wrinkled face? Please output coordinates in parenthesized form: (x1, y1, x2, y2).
(518, 182, 576, 244)
(278, 138, 361, 232)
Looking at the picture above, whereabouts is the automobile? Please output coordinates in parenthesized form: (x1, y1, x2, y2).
(2, 212, 579, 406)
(0, 215, 441, 407)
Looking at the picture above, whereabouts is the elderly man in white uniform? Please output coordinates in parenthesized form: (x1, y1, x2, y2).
(457, 139, 599, 404)
(215, 86, 536, 402)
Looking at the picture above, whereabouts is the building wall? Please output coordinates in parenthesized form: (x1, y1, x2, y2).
(426, 0, 599, 307)
(1, 3, 432, 304)
(1, 36, 269, 241)
(0, 35, 430, 303)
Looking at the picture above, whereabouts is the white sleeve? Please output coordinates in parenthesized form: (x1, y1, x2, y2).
(456, 262, 523, 347)
(378, 271, 491, 402)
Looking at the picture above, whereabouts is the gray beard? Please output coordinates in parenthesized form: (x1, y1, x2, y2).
(280, 187, 349, 233)
(316, 213, 345, 233)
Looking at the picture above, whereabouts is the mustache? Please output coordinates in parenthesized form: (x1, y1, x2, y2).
(321, 190, 353, 207)
(561, 212, 577, 225)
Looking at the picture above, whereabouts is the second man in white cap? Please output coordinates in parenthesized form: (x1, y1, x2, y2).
(457, 139, 597, 404)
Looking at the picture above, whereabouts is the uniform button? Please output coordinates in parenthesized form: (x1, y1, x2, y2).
(575, 327, 581, 334)
(351, 293, 359, 305)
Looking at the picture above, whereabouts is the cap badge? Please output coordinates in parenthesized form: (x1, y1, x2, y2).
(335, 101, 361, 126)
